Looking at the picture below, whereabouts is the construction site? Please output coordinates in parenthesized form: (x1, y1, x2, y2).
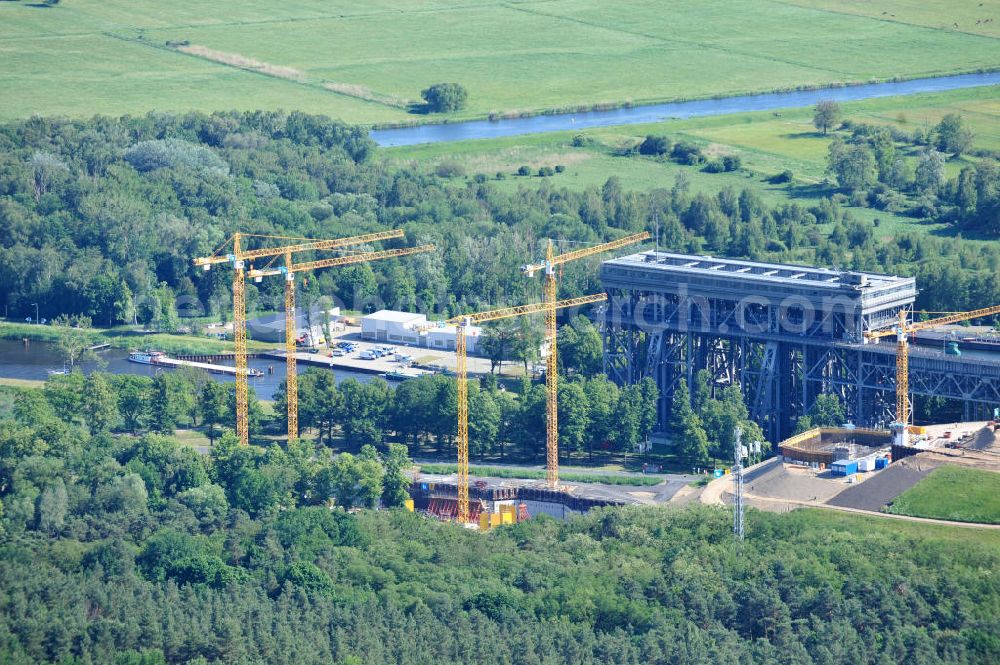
(190, 233, 1000, 529)
(698, 420, 1000, 516)
(192, 229, 654, 528)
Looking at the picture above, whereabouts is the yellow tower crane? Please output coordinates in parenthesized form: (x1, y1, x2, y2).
(864, 303, 1000, 445)
(446, 293, 608, 523)
(521, 232, 649, 486)
(249, 244, 435, 439)
(193, 230, 406, 445)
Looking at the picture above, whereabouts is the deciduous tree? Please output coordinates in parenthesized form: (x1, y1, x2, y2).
(813, 100, 841, 135)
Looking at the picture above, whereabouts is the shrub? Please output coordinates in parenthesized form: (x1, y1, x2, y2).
(537, 166, 555, 177)
(638, 135, 671, 156)
(420, 83, 468, 113)
(434, 160, 465, 178)
(769, 169, 793, 184)
(571, 134, 593, 147)
(702, 160, 725, 174)
(495, 171, 506, 180)
(722, 155, 741, 172)
(555, 165, 566, 173)
(517, 166, 531, 176)
(473, 173, 488, 184)
(671, 142, 704, 165)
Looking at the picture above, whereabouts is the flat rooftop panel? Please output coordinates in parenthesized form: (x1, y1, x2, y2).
(364, 310, 427, 323)
(602, 251, 913, 291)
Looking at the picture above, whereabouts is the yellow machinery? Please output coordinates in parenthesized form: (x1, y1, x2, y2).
(446, 293, 608, 523)
(864, 304, 1000, 444)
(479, 504, 517, 531)
(193, 230, 408, 445)
(521, 232, 649, 486)
(248, 244, 435, 439)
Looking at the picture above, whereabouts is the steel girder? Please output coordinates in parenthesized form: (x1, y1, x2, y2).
(604, 288, 1000, 440)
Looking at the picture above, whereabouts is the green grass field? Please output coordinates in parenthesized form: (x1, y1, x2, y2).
(388, 85, 1000, 239)
(1, 0, 997, 122)
(887, 465, 1000, 524)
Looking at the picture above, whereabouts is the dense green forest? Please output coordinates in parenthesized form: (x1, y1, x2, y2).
(2, 382, 1000, 664)
(2, 111, 1000, 327)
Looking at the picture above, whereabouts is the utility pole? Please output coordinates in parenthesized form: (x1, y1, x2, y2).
(733, 426, 744, 542)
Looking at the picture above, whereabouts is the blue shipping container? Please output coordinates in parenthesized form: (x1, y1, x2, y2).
(831, 459, 858, 476)
(875, 458, 889, 470)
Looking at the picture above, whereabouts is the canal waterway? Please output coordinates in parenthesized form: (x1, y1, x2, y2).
(371, 72, 1000, 147)
(0, 339, 372, 400)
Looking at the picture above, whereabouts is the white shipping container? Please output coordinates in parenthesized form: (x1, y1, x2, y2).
(858, 458, 874, 472)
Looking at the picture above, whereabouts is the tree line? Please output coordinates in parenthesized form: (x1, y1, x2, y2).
(2, 110, 999, 333)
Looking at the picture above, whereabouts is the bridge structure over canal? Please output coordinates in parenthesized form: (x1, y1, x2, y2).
(601, 251, 1000, 441)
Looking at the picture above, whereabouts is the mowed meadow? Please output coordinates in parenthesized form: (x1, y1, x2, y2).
(1, 0, 998, 123)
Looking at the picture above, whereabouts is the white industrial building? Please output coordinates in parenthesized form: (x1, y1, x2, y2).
(247, 307, 341, 344)
(426, 324, 482, 355)
(361, 310, 427, 344)
(361, 310, 483, 354)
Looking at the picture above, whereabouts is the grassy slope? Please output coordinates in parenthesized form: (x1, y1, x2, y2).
(387, 85, 1000, 239)
(887, 465, 1000, 524)
(801, 507, 1000, 547)
(1, 0, 997, 122)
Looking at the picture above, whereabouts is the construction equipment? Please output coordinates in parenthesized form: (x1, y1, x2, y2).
(193, 230, 406, 445)
(864, 304, 1000, 445)
(521, 232, 649, 486)
(446, 293, 608, 523)
(249, 244, 435, 440)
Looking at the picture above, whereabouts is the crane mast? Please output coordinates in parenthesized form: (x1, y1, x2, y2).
(251, 243, 434, 440)
(865, 303, 1000, 446)
(543, 241, 559, 486)
(232, 233, 249, 445)
(522, 231, 649, 486)
(447, 293, 608, 523)
(455, 326, 469, 522)
(193, 229, 408, 444)
(284, 251, 297, 440)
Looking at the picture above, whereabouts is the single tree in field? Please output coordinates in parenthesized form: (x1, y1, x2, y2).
(934, 113, 974, 156)
(813, 100, 842, 135)
(421, 83, 468, 113)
